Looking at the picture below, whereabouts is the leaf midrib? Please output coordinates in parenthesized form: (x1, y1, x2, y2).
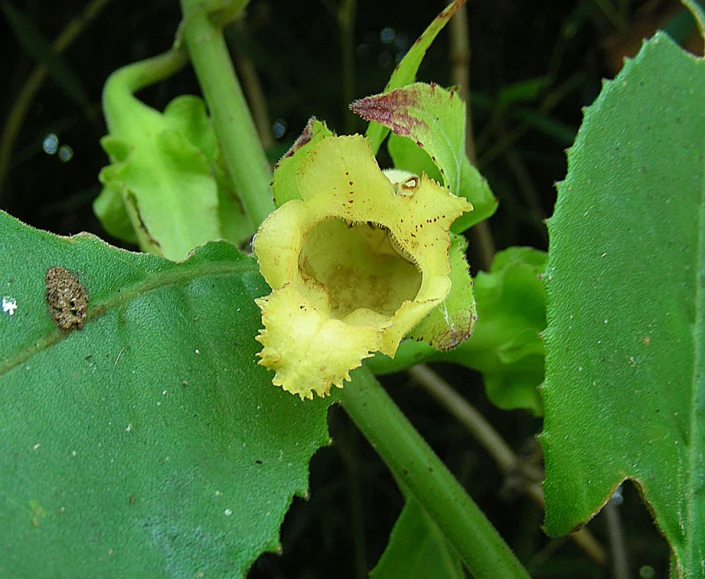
(0, 255, 259, 378)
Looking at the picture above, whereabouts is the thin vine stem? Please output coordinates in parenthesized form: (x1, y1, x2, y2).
(102, 50, 189, 138)
(341, 367, 531, 579)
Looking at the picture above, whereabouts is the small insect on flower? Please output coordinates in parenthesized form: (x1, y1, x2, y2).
(253, 134, 472, 400)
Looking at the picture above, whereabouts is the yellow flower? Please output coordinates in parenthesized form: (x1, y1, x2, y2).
(253, 135, 472, 399)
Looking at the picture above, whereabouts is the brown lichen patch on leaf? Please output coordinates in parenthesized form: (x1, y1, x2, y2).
(45, 266, 89, 331)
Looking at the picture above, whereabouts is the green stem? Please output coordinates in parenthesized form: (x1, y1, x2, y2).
(341, 367, 531, 579)
(178, 0, 275, 227)
(103, 50, 189, 138)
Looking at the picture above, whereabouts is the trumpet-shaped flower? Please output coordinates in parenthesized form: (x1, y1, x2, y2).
(253, 135, 472, 399)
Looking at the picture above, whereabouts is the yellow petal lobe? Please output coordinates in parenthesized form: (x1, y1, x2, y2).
(256, 285, 381, 399)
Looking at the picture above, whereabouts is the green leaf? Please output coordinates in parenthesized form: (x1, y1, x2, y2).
(0, 210, 334, 577)
(369, 247, 546, 416)
(363, 0, 467, 154)
(463, 247, 546, 414)
(95, 54, 256, 260)
(92, 180, 139, 244)
(387, 133, 443, 184)
(370, 498, 464, 579)
(541, 29, 705, 576)
(352, 83, 498, 232)
(98, 126, 223, 261)
(271, 117, 334, 207)
(410, 233, 476, 351)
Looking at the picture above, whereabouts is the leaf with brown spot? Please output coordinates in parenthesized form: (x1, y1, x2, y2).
(0, 209, 335, 577)
(353, 83, 497, 232)
(361, 0, 467, 154)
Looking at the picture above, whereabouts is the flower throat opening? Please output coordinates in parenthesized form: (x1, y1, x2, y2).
(298, 218, 423, 319)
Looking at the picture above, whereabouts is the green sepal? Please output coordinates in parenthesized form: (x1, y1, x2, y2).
(271, 117, 334, 207)
(368, 247, 546, 416)
(410, 233, 476, 351)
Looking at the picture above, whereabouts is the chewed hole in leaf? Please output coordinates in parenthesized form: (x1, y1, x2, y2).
(298, 218, 422, 319)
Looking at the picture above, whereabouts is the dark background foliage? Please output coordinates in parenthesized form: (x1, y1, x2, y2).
(1, 1, 689, 577)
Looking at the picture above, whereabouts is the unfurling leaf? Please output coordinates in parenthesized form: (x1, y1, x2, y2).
(95, 58, 253, 261)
